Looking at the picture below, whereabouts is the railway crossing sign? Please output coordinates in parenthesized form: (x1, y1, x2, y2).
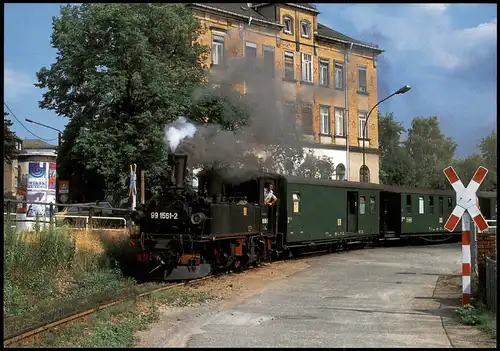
(443, 166, 489, 232)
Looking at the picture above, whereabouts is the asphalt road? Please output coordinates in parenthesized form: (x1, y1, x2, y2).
(142, 243, 464, 348)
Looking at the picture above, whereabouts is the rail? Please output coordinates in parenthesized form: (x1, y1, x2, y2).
(485, 257, 497, 314)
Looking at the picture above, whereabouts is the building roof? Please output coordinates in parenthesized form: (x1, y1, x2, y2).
(22, 139, 57, 150)
(317, 23, 383, 52)
(190, 3, 281, 27)
(191, 3, 381, 53)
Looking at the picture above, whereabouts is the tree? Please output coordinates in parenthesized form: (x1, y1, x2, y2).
(35, 4, 251, 203)
(478, 131, 497, 190)
(405, 116, 457, 189)
(378, 112, 414, 186)
(4, 112, 19, 164)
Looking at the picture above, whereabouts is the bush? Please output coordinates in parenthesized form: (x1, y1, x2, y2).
(3, 221, 139, 336)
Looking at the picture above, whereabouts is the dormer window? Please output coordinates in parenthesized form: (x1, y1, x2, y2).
(300, 20, 311, 38)
(283, 16, 293, 34)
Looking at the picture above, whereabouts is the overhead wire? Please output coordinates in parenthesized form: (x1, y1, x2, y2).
(3, 102, 59, 142)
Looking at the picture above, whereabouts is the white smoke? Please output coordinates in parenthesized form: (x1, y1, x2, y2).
(164, 116, 197, 152)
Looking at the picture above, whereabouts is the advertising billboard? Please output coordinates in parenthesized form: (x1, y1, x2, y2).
(26, 162, 57, 223)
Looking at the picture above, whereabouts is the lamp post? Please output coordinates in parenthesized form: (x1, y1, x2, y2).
(361, 85, 411, 182)
(25, 119, 63, 149)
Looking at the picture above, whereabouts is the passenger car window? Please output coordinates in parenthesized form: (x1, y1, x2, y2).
(359, 196, 366, 214)
(292, 192, 300, 214)
(369, 196, 376, 213)
(406, 195, 412, 215)
(418, 197, 424, 214)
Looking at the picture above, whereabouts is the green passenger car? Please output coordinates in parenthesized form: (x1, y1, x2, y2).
(282, 177, 380, 247)
(398, 189, 458, 236)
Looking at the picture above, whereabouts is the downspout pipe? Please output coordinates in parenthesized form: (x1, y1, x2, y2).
(344, 42, 354, 181)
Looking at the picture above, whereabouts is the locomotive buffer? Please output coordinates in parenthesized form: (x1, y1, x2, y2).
(443, 166, 489, 305)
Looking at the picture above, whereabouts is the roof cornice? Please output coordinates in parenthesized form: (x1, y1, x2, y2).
(190, 3, 283, 28)
(316, 34, 384, 54)
(252, 3, 320, 14)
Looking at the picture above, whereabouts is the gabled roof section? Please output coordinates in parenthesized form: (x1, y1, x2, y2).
(251, 3, 320, 14)
(22, 139, 57, 150)
(317, 23, 384, 53)
(189, 3, 282, 28)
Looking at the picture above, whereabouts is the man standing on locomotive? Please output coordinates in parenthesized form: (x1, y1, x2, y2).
(264, 183, 278, 206)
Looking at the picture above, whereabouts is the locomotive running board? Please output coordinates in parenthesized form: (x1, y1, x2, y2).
(164, 263, 212, 281)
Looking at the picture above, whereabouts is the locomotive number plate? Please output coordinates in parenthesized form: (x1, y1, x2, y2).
(151, 212, 179, 219)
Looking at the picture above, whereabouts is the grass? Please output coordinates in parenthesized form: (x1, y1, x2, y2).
(10, 287, 212, 348)
(3, 216, 142, 338)
(455, 302, 496, 337)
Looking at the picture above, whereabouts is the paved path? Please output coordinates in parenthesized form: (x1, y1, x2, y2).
(140, 243, 484, 348)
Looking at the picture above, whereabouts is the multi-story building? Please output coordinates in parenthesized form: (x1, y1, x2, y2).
(190, 3, 383, 183)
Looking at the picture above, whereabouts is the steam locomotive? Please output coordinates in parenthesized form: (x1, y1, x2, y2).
(130, 153, 497, 281)
(130, 153, 280, 281)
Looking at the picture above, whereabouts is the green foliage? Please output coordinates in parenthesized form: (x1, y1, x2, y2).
(295, 150, 335, 179)
(378, 112, 414, 186)
(36, 4, 219, 201)
(405, 116, 457, 189)
(3, 223, 139, 337)
(4, 111, 19, 164)
(456, 303, 496, 336)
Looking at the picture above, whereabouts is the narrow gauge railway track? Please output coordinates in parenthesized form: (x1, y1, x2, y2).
(3, 278, 206, 347)
(3, 251, 331, 347)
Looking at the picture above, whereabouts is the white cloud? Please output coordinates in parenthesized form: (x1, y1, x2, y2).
(414, 4, 449, 13)
(339, 5, 497, 71)
(4, 67, 35, 101)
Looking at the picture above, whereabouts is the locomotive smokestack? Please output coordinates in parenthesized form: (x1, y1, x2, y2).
(168, 153, 188, 188)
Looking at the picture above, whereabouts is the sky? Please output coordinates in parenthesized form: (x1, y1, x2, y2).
(4, 3, 497, 157)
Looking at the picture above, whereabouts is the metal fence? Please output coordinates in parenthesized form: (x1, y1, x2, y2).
(485, 257, 497, 313)
(3, 199, 132, 231)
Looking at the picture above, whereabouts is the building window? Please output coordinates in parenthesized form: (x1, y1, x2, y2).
(301, 53, 313, 83)
(319, 59, 329, 87)
(300, 20, 311, 38)
(301, 104, 313, 134)
(334, 63, 344, 90)
(358, 112, 368, 139)
(334, 108, 345, 136)
(212, 34, 224, 66)
(319, 105, 330, 135)
(335, 163, 345, 181)
(283, 16, 293, 34)
(263, 45, 275, 78)
(360, 165, 370, 183)
(245, 41, 257, 59)
(358, 66, 367, 93)
(419, 197, 425, 214)
(284, 51, 295, 80)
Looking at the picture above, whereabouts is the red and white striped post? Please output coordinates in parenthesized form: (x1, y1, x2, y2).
(461, 211, 472, 305)
(443, 166, 489, 305)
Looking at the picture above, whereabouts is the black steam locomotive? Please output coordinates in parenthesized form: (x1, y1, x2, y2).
(130, 153, 281, 281)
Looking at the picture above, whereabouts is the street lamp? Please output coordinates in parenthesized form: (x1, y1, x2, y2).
(361, 85, 411, 182)
(25, 119, 63, 149)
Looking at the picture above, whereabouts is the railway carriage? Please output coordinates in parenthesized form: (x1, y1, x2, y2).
(130, 152, 496, 281)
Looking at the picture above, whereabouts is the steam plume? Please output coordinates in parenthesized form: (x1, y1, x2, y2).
(164, 116, 197, 152)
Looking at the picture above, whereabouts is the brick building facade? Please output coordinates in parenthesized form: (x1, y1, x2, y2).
(190, 3, 383, 183)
